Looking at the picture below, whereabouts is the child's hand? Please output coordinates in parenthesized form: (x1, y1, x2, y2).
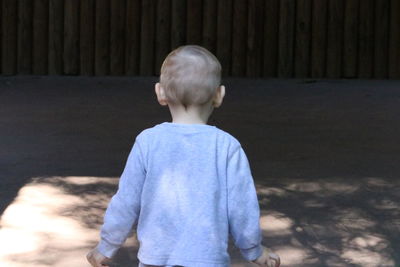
(252, 246, 280, 267)
(86, 248, 111, 267)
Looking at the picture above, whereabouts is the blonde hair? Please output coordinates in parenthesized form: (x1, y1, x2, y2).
(160, 45, 221, 108)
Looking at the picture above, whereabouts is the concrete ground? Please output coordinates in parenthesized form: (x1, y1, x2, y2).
(0, 76, 399, 266)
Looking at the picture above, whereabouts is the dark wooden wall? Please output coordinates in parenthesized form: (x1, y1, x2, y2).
(1, 0, 399, 78)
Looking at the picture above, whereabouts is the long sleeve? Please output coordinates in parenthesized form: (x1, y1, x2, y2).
(227, 146, 263, 261)
(97, 140, 146, 258)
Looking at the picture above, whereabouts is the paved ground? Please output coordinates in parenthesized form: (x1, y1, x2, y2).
(0, 76, 399, 266)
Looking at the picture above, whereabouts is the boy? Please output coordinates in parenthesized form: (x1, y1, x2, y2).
(87, 45, 280, 267)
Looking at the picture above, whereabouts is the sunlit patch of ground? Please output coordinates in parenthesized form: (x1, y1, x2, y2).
(0, 176, 139, 267)
(0, 176, 399, 266)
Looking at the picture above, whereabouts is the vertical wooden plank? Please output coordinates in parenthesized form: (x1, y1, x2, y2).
(48, 0, 64, 75)
(202, 0, 217, 53)
(140, 0, 156, 75)
(326, 0, 344, 78)
(358, 0, 374, 78)
(389, 0, 400, 78)
(155, 0, 171, 75)
(278, 0, 295, 77)
(374, 0, 389, 79)
(247, 0, 264, 77)
(0, 0, 2, 74)
(64, 0, 79, 75)
(126, 0, 141, 75)
(231, 0, 247, 76)
(95, 0, 109, 75)
(171, 0, 186, 49)
(80, 0, 94, 75)
(311, 0, 328, 78)
(18, 0, 33, 74)
(263, 0, 279, 77)
(2, 0, 17, 75)
(187, 0, 202, 44)
(343, 0, 358, 78)
(216, 0, 232, 76)
(33, 0, 49, 75)
(295, 0, 311, 78)
(110, 0, 126, 75)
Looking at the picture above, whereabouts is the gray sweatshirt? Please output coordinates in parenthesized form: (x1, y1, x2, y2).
(97, 122, 262, 266)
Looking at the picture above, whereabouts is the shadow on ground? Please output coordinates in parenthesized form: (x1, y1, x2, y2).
(258, 177, 400, 266)
(1, 77, 400, 266)
(0, 176, 398, 266)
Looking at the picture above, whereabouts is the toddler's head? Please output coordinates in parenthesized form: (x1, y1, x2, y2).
(159, 45, 222, 108)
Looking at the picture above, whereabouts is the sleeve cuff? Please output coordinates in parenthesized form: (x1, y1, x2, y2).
(240, 244, 263, 261)
(96, 239, 120, 258)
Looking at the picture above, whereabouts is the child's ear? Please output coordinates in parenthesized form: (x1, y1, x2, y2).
(213, 85, 225, 108)
(155, 83, 168, 106)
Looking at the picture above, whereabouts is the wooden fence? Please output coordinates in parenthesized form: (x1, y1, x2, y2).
(1, 0, 399, 78)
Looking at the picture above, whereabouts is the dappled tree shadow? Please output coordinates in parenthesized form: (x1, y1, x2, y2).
(40, 177, 118, 230)
(1, 175, 399, 266)
(256, 177, 400, 266)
